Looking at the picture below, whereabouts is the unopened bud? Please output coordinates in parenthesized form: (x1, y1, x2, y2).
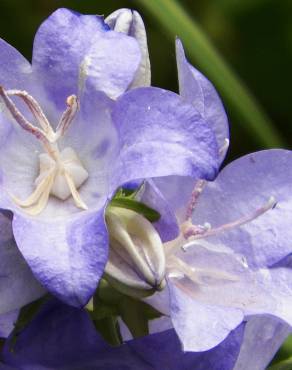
(105, 207, 166, 298)
(106, 9, 151, 88)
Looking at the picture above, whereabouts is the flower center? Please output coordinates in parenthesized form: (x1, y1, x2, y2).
(0, 87, 88, 215)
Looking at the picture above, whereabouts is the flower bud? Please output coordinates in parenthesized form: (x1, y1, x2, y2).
(105, 9, 151, 88)
(105, 207, 166, 298)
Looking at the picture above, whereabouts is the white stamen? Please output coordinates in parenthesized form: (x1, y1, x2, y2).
(0, 86, 88, 215)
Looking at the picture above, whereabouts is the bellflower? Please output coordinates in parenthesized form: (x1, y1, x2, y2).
(1, 301, 288, 370)
(0, 8, 219, 308)
(0, 299, 245, 370)
(134, 40, 292, 353)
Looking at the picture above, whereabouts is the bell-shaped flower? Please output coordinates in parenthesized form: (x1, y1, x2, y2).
(0, 8, 219, 307)
(0, 299, 245, 370)
(141, 38, 292, 352)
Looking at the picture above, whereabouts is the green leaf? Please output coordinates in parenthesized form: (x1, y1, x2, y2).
(137, 0, 285, 148)
(268, 357, 292, 370)
(109, 198, 160, 222)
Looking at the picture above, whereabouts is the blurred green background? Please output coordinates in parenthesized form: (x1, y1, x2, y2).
(0, 0, 292, 365)
(1, 0, 292, 161)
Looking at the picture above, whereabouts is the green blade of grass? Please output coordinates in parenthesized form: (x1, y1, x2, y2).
(137, 0, 285, 148)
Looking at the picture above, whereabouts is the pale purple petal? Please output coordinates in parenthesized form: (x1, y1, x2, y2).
(111, 87, 219, 189)
(192, 149, 292, 267)
(234, 315, 290, 370)
(154, 176, 197, 221)
(0, 38, 31, 89)
(2, 300, 244, 370)
(12, 210, 108, 307)
(0, 211, 45, 314)
(0, 310, 18, 338)
(32, 8, 141, 107)
(176, 39, 229, 159)
(106, 9, 151, 88)
(139, 180, 179, 242)
(168, 277, 243, 351)
(167, 241, 292, 351)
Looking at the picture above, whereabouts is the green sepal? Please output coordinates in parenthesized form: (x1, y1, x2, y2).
(88, 279, 163, 345)
(109, 198, 160, 222)
(118, 296, 162, 338)
(92, 316, 122, 346)
(268, 357, 292, 370)
(109, 184, 161, 223)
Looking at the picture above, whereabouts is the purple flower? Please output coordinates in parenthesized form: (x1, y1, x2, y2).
(0, 8, 218, 307)
(1, 300, 288, 370)
(0, 299, 244, 370)
(141, 40, 292, 353)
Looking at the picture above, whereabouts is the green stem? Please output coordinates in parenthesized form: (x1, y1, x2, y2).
(137, 0, 285, 147)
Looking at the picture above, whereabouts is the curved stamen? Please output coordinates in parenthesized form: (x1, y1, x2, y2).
(5, 89, 53, 135)
(56, 95, 79, 139)
(185, 179, 206, 220)
(9, 168, 56, 208)
(185, 138, 230, 221)
(64, 171, 88, 210)
(182, 196, 277, 245)
(0, 86, 50, 147)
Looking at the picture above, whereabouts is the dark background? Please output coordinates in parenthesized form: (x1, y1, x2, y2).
(1, 0, 291, 162)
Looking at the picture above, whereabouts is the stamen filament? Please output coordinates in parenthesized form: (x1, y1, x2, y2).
(0, 86, 49, 146)
(185, 179, 206, 220)
(25, 172, 56, 216)
(183, 196, 276, 243)
(9, 168, 56, 208)
(5, 89, 52, 135)
(56, 95, 79, 139)
(64, 172, 88, 210)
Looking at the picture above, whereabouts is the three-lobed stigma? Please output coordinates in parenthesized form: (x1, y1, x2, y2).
(0, 86, 88, 215)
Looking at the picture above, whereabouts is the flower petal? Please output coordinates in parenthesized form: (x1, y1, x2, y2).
(154, 175, 197, 221)
(3, 299, 244, 370)
(139, 180, 179, 242)
(111, 87, 219, 190)
(168, 277, 243, 351)
(0, 38, 31, 89)
(176, 39, 229, 159)
(168, 241, 292, 351)
(0, 310, 18, 339)
(106, 9, 151, 88)
(234, 315, 290, 370)
(32, 8, 141, 107)
(0, 211, 45, 315)
(192, 149, 292, 267)
(12, 209, 108, 307)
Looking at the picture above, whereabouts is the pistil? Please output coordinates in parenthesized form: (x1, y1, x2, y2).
(0, 86, 88, 215)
